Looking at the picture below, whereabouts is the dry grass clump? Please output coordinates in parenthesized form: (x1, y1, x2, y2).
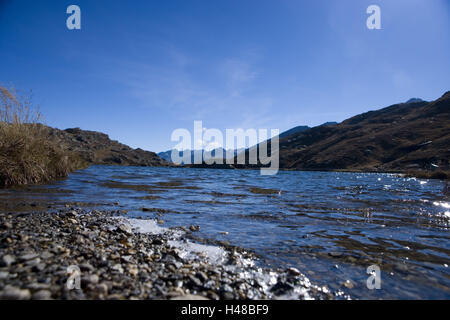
(0, 86, 84, 187)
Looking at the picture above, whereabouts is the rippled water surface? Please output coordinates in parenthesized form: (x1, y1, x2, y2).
(1, 166, 449, 299)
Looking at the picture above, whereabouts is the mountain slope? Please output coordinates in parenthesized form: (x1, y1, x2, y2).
(279, 125, 310, 139)
(44, 126, 169, 167)
(238, 92, 450, 173)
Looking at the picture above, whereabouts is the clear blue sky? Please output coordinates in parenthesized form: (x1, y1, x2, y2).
(1, 0, 449, 152)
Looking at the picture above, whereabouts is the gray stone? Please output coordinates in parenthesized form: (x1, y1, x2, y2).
(32, 290, 52, 300)
(40, 251, 54, 260)
(117, 224, 133, 235)
(189, 225, 200, 232)
(287, 267, 301, 276)
(82, 274, 99, 286)
(121, 255, 133, 263)
(1, 254, 16, 267)
(171, 294, 209, 300)
(32, 263, 47, 272)
(1, 222, 12, 229)
(188, 275, 203, 287)
(222, 292, 234, 300)
(95, 283, 108, 296)
(111, 264, 124, 274)
(68, 210, 78, 217)
(196, 271, 208, 282)
(19, 253, 39, 261)
(0, 286, 31, 300)
(26, 283, 51, 291)
(79, 263, 95, 272)
(221, 284, 233, 293)
(329, 252, 343, 258)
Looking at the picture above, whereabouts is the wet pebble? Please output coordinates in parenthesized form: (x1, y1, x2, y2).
(1, 254, 16, 267)
(0, 286, 31, 300)
(189, 225, 200, 232)
(0, 208, 343, 300)
(32, 290, 52, 300)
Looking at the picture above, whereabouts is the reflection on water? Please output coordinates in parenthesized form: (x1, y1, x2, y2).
(1, 165, 449, 299)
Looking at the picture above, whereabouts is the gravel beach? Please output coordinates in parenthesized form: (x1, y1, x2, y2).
(0, 208, 346, 300)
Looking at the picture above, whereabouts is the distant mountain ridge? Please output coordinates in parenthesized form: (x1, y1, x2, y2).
(160, 122, 338, 164)
(279, 126, 310, 139)
(278, 122, 338, 140)
(158, 148, 244, 164)
(405, 98, 425, 104)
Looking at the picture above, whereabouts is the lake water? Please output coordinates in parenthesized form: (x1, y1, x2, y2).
(1, 165, 449, 299)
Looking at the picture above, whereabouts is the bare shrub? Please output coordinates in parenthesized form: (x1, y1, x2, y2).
(0, 86, 84, 186)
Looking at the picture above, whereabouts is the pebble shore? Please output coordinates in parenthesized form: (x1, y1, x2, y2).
(0, 208, 346, 300)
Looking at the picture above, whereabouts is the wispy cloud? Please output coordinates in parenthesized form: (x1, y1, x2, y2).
(220, 59, 258, 97)
(103, 46, 273, 130)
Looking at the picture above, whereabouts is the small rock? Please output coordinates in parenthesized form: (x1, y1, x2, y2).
(121, 255, 133, 264)
(0, 286, 31, 300)
(171, 294, 209, 300)
(68, 210, 78, 217)
(26, 283, 51, 291)
(19, 253, 39, 261)
(117, 224, 133, 235)
(287, 267, 301, 276)
(343, 280, 355, 289)
(82, 274, 99, 287)
(32, 263, 46, 272)
(221, 284, 233, 293)
(207, 291, 220, 300)
(32, 290, 52, 300)
(1, 254, 16, 267)
(94, 283, 108, 296)
(111, 264, 124, 274)
(189, 225, 200, 232)
(1, 222, 13, 229)
(79, 263, 95, 272)
(196, 271, 208, 282)
(222, 292, 235, 300)
(187, 275, 203, 287)
(40, 251, 54, 260)
(25, 257, 41, 267)
(128, 265, 139, 277)
(329, 251, 343, 258)
(270, 281, 294, 295)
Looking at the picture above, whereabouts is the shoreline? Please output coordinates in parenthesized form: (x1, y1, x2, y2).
(0, 208, 347, 300)
(83, 163, 449, 181)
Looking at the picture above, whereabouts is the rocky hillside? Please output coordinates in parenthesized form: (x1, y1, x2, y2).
(43, 126, 169, 167)
(237, 91, 450, 173)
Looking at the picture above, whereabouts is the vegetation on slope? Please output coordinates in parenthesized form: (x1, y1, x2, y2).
(234, 91, 450, 179)
(0, 86, 86, 187)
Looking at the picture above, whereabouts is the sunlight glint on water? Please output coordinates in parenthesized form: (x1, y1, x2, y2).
(1, 165, 449, 299)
